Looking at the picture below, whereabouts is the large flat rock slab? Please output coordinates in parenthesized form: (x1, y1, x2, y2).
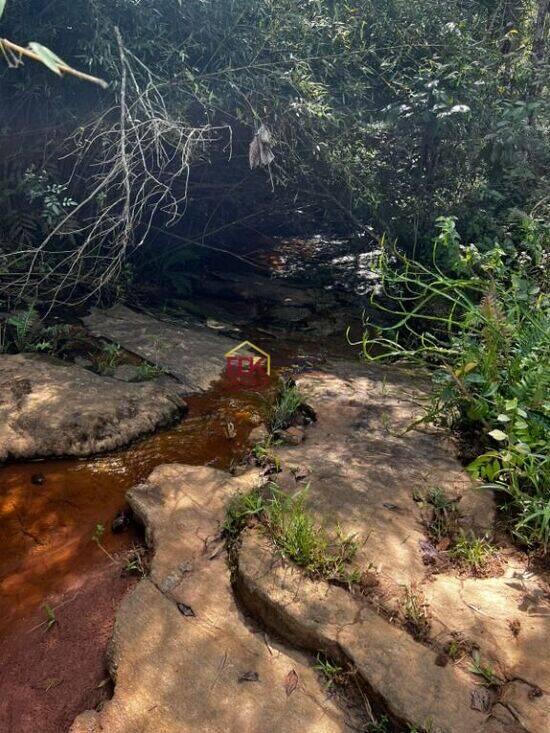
(265, 362, 548, 731)
(275, 361, 494, 588)
(237, 531, 489, 732)
(0, 354, 185, 462)
(71, 465, 355, 733)
(83, 304, 236, 392)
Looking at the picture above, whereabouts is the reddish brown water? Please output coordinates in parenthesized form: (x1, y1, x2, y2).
(0, 374, 274, 638)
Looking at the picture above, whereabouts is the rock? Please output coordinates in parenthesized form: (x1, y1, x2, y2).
(255, 361, 548, 732)
(71, 464, 354, 733)
(0, 354, 186, 462)
(111, 508, 133, 534)
(278, 426, 305, 445)
(271, 362, 495, 589)
(73, 356, 93, 369)
(112, 364, 141, 382)
(247, 424, 269, 445)
(83, 304, 237, 392)
(113, 363, 139, 382)
(206, 318, 240, 334)
(236, 530, 487, 733)
(268, 306, 311, 324)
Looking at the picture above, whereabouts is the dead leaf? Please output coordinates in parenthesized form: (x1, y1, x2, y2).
(284, 669, 299, 696)
(177, 602, 195, 617)
(208, 541, 225, 560)
(263, 632, 273, 656)
(238, 671, 259, 683)
(37, 677, 63, 691)
(470, 686, 492, 712)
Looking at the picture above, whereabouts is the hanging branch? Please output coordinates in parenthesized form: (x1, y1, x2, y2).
(3, 27, 231, 309)
(0, 38, 108, 88)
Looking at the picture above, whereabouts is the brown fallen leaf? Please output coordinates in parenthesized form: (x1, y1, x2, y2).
(284, 669, 299, 696)
(470, 686, 492, 712)
(238, 671, 259, 683)
(37, 677, 63, 691)
(177, 602, 195, 617)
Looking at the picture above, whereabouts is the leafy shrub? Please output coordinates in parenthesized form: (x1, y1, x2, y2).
(359, 217, 549, 552)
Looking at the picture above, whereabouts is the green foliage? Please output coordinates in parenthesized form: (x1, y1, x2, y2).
(450, 532, 496, 572)
(402, 585, 430, 640)
(268, 380, 304, 432)
(313, 655, 344, 689)
(1, 0, 547, 305)
(360, 217, 549, 552)
(95, 342, 122, 375)
(3, 306, 71, 354)
(366, 717, 391, 733)
(422, 487, 461, 542)
(136, 362, 164, 381)
(223, 483, 358, 581)
(42, 603, 57, 632)
(469, 650, 503, 687)
(223, 489, 266, 538)
(264, 485, 358, 579)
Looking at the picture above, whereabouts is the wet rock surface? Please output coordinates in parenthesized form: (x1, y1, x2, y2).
(83, 304, 236, 392)
(0, 354, 186, 462)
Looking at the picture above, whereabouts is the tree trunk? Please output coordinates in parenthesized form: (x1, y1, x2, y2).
(532, 0, 549, 62)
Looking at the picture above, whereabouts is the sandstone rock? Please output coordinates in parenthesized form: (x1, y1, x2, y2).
(248, 424, 269, 445)
(0, 354, 186, 462)
(278, 426, 305, 445)
(112, 363, 140, 382)
(71, 464, 354, 733)
(271, 361, 494, 588)
(237, 530, 487, 732)
(260, 361, 548, 732)
(84, 304, 236, 392)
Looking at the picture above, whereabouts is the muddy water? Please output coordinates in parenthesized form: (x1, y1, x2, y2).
(0, 373, 275, 638)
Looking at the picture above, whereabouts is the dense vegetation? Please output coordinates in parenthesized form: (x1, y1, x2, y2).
(1, 1, 548, 549)
(361, 217, 549, 551)
(1, 0, 548, 305)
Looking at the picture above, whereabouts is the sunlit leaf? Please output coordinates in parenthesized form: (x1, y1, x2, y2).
(0, 0, 6, 20)
(488, 429, 507, 442)
(28, 42, 67, 76)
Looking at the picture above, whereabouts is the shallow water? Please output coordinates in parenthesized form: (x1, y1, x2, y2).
(0, 373, 274, 636)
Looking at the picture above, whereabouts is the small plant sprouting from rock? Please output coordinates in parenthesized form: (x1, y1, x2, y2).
(366, 716, 391, 733)
(43, 603, 57, 632)
(450, 532, 495, 574)
(402, 585, 430, 641)
(223, 489, 266, 539)
(124, 545, 147, 577)
(422, 487, 461, 544)
(95, 342, 122, 375)
(469, 650, 503, 687)
(136, 361, 164, 381)
(224, 483, 359, 583)
(265, 485, 358, 579)
(268, 379, 304, 432)
(313, 654, 345, 689)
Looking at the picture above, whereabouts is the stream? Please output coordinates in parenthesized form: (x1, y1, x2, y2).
(0, 236, 366, 731)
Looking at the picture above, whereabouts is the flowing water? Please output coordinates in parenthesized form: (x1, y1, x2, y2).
(0, 373, 275, 637)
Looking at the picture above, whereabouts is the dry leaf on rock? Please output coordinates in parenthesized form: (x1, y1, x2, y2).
(284, 669, 299, 696)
